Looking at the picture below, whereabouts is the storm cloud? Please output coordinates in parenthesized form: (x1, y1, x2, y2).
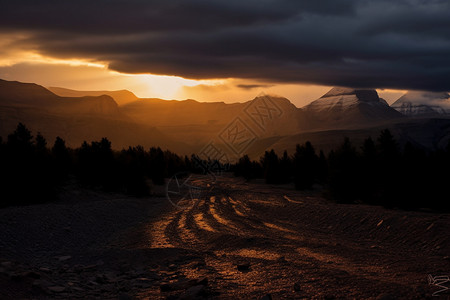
(1, 0, 449, 91)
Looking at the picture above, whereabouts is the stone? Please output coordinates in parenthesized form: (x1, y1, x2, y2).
(179, 285, 206, 299)
(260, 294, 272, 300)
(118, 293, 133, 300)
(39, 267, 51, 273)
(191, 277, 208, 286)
(277, 256, 287, 263)
(237, 262, 250, 272)
(160, 281, 188, 292)
(48, 286, 66, 293)
(58, 256, 72, 262)
(376, 293, 395, 300)
(0, 261, 12, 268)
(133, 277, 153, 287)
(160, 277, 208, 292)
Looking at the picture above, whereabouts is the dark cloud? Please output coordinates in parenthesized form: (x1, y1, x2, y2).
(237, 84, 274, 90)
(0, 0, 449, 91)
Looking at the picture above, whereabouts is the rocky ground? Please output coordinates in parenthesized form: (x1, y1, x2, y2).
(0, 174, 449, 299)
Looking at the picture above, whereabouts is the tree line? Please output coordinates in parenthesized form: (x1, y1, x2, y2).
(233, 129, 450, 212)
(2, 123, 449, 212)
(0, 123, 195, 207)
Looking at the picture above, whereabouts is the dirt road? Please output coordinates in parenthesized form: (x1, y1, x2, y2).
(0, 175, 449, 299)
(144, 174, 450, 299)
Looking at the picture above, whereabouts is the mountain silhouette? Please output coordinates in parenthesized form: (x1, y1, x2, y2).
(301, 87, 404, 130)
(2, 79, 450, 157)
(0, 79, 185, 152)
(48, 87, 139, 106)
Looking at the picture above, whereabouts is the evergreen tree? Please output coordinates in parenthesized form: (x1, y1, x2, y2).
(7, 123, 34, 150)
(293, 141, 318, 190)
(359, 137, 379, 204)
(376, 129, 400, 208)
(260, 150, 280, 184)
(327, 138, 360, 203)
(149, 147, 166, 185)
(279, 150, 292, 184)
(35, 132, 47, 152)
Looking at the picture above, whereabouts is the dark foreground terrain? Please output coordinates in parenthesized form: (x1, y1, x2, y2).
(1, 175, 449, 299)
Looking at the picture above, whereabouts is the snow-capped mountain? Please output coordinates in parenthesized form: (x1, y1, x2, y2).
(300, 87, 403, 130)
(391, 91, 450, 117)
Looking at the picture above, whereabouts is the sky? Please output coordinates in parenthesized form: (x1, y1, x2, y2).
(0, 0, 448, 107)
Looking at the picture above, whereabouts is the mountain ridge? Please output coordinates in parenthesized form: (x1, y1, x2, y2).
(48, 86, 139, 106)
(391, 91, 450, 117)
(2, 79, 450, 156)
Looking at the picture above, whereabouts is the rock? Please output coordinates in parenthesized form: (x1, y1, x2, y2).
(237, 262, 250, 272)
(160, 281, 188, 292)
(32, 279, 52, 293)
(95, 274, 108, 284)
(294, 282, 301, 292)
(48, 286, 66, 293)
(96, 260, 104, 266)
(160, 277, 208, 292)
(104, 272, 117, 281)
(118, 293, 133, 300)
(39, 267, 52, 273)
(58, 256, 72, 262)
(191, 277, 208, 286)
(277, 256, 287, 263)
(179, 285, 206, 299)
(260, 294, 272, 300)
(10, 271, 40, 281)
(89, 280, 99, 286)
(133, 277, 154, 287)
(376, 293, 395, 300)
(0, 261, 12, 268)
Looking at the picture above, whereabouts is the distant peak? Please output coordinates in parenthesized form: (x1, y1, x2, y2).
(321, 87, 357, 97)
(402, 90, 449, 100)
(253, 92, 288, 101)
(257, 91, 268, 97)
(321, 87, 380, 102)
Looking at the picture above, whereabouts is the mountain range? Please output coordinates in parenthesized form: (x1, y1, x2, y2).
(391, 91, 450, 117)
(1, 78, 450, 159)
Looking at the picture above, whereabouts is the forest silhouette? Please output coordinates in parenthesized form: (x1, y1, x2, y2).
(233, 129, 450, 212)
(1, 123, 449, 212)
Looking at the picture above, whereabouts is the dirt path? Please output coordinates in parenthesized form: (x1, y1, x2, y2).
(0, 176, 449, 299)
(146, 175, 450, 299)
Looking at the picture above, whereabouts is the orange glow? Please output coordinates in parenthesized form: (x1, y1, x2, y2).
(0, 46, 408, 105)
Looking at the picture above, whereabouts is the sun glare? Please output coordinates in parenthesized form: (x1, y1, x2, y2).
(127, 73, 226, 99)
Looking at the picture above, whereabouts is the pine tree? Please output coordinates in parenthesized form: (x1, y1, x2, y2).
(293, 141, 318, 190)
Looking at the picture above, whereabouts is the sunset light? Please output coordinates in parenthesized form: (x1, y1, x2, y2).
(1, 1, 449, 299)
